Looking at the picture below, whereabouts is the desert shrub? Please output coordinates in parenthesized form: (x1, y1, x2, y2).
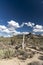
(15, 44, 22, 50)
(15, 45, 20, 50)
(18, 55, 27, 60)
(0, 48, 34, 59)
(10, 39, 14, 45)
(27, 51, 34, 58)
(0, 49, 4, 59)
(40, 47, 43, 51)
(27, 61, 42, 65)
(3, 48, 16, 59)
(4, 49, 11, 58)
(17, 50, 28, 60)
(32, 51, 35, 55)
(38, 56, 43, 60)
(13, 50, 20, 57)
(29, 54, 33, 58)
(28, 53, 33, 58)
(17, 49, 34, 60)
(18, 50, 25, 55)
(31, 46, 36, 49)
(0, 48, 15, 59)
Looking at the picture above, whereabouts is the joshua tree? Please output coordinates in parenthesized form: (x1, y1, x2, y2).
(22, 34, 25, 50)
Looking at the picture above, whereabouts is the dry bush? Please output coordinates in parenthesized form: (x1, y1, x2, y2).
(38, 56, 43, 60)
(0, 48, 16, 59)
(27, 61, 42, 65)
(17, 50, 28, 60)
(0, 49, 4, 59)
(3, 48, 16, 59)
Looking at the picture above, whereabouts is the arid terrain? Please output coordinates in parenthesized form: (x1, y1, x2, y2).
(0, 33, 43, 65)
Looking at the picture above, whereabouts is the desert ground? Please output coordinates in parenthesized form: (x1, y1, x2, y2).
(0, 33, 43, 65)
(0, 49, 43, 65)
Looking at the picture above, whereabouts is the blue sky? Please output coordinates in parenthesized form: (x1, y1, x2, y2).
(0, 0, 43, 37)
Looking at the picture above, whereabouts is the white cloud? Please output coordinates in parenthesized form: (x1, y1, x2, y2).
(13, 31, 21, 35)
(0, 25, 7, 30)
(0, 21, 31, 37)
(3, 35, 11, 37)
(0, 25, 10, 33)
(25, 22, 35, 27)
(33, 29, 43, 32)
(8, 27, 17, 33)
(2, 29, 10, 33)
(21, 32, 29, 34)
(0, 20, 22, 36)
(7, 20, 31, 35)
(8, 20, 35, 28)
(13, 31, 29, 36)
(0, 21, 35, 37)
(0, 20, 43, 37)
(34, 25, 43, 29)
(8, 20, 20, 28)
(0, 20, 21, 34)
(33, 25, 43, 32)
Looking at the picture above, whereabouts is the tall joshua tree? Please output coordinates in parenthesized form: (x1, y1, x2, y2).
(22, 34, 25, 50)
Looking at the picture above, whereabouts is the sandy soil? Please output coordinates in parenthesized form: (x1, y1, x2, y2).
(0, 53, 43, 65)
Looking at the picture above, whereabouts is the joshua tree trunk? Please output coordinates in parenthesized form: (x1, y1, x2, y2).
(22, 34, 25, 50)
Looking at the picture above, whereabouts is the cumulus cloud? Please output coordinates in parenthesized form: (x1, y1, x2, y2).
(2, 29, 10, 33)
(8, 20, 35, 28)
(1, 20, 43, 37)
(7, 20, 34, 35)
(0, 20, 22, 36)
(0, 20, 21, 34)
(33, 25, 43, 32)
(25, 22, 35, 27)
(0, 25, 10, 33)
(0, 25, 7, 30)
(0, 20, 35, 37)
(34, 25, 43, 29)
(33, 29, 43, 32)
(8, 20, 20, 28)
(21, 32, 29, 34)
(4, 35, 11, 37)
(13, 31, 29, 36)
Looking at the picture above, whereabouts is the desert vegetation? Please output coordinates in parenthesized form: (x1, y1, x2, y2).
(27, 61, 43, 65)
(0, 33, 43, 65)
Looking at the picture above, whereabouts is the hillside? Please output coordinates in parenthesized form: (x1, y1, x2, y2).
(0, 33, 43, 49)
